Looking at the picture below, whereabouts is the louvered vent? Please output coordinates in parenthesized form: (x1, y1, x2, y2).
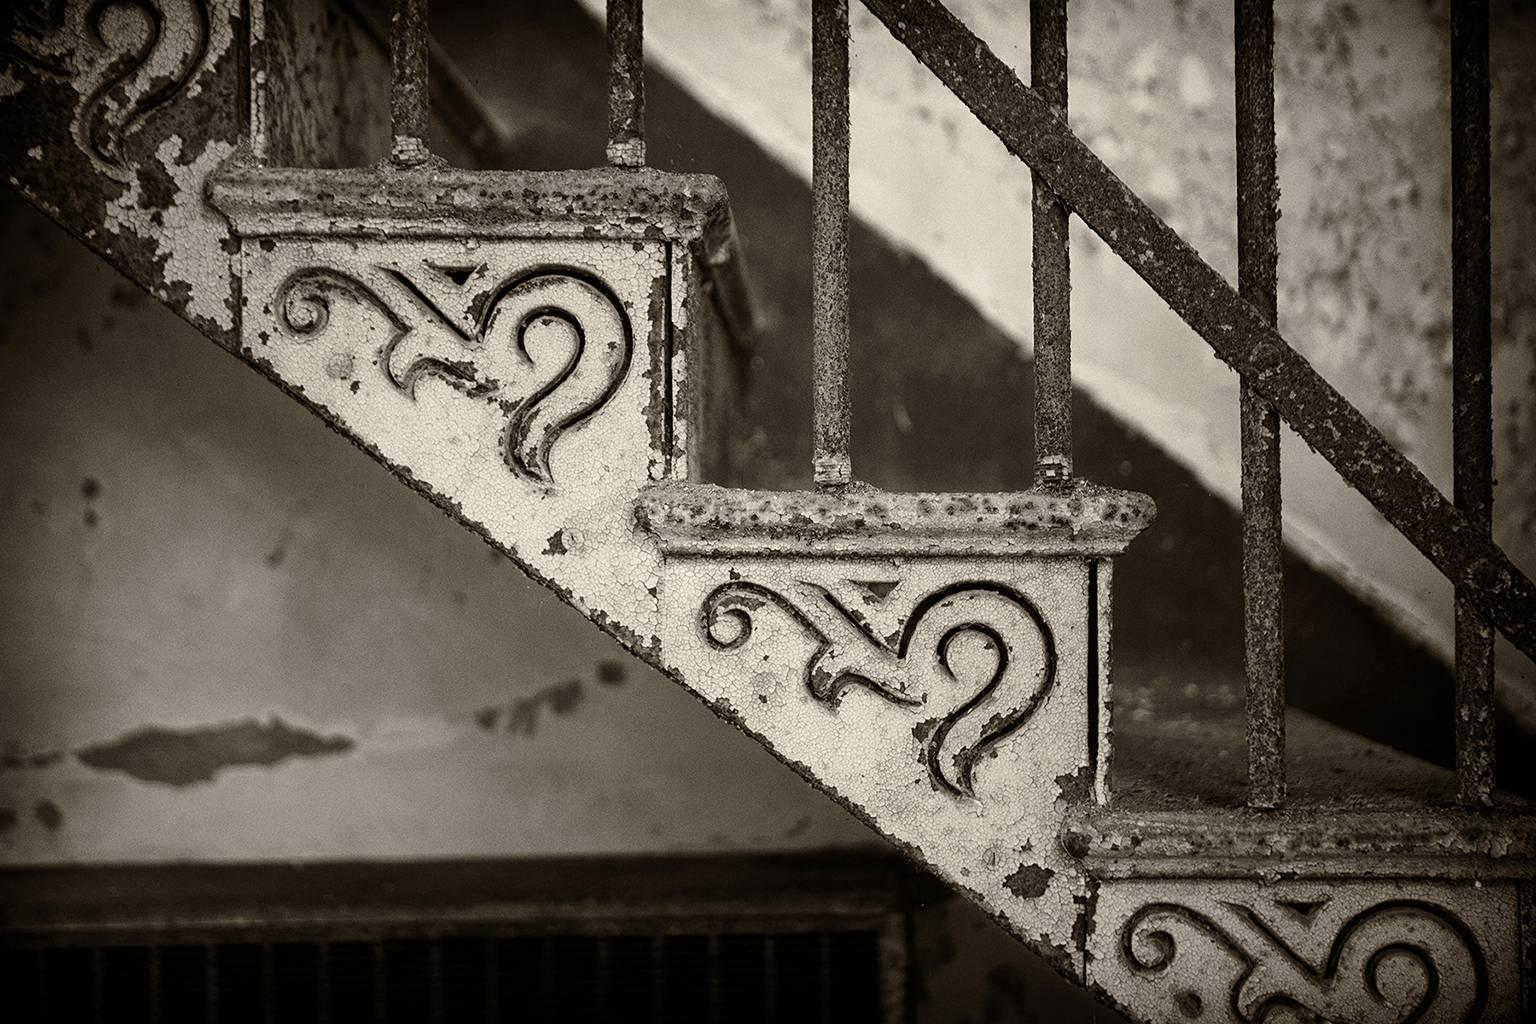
(0, 856, 908, 1024)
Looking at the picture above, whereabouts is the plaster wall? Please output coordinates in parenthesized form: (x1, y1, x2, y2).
(0, 190, 1109, 1023)
(0, 193, 874, 862)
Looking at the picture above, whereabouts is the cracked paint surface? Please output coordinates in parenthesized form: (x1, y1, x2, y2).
(641, 481, 1147, 974)
(3, 0, 242, 339)
(1088, 879, 1521, 1024)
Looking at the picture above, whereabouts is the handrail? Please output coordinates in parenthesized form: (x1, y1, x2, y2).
(856, 0, 1536, 673)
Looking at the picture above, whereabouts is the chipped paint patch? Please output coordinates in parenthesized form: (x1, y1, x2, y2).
(1004, 863, 1056, 900)
(75, 718, 354, 786)
(102, 134, 236, 331)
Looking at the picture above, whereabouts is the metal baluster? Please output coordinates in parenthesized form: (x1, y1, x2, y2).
(389, 0, 431, 166)
(813, 0, 852, 490)
(1236, 0, 1284, 809)
(1031, 0, 1071, 488)
(1452, 0, 1495, 807)
(607, 0, 646, 166)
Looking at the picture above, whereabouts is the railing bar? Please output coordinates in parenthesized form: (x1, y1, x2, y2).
(1030, 0, 1072, 487)
(813, 0, 852, 490)
(606, 0, 646, 166)
(1235, 0, 1284, 809)
(1452, 0, 1495, 808)
(388, 0, 431, 167)
(858, 0, 1536, 663)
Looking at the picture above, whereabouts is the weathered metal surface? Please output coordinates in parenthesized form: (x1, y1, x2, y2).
(207, 144, 1161, 978)
(2, 0, 244, 343)
(605, 0, 644, 167)
(1452, 0, 1496, 809)
(636, 481, 1154, 556)
(640, 478, 1151, 974)
(1029, 0, 1071, 488)
(387, 0, 429, 166)
(337, 0, 515, 167)
(213, 164, 689, 654)
(1088, 879, 1521, 1023)
(1069, 807, 1536, 881)
(811, 0, 851, 490)
(856, 0, 1536, 667)
(1235, 0, 1285, 811)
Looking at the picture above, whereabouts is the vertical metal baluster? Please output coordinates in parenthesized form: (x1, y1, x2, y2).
(704, 933, 720, 1024)
(261, 943, 275, 1024)
(482, 938, 497, 1024)
(92, 947, 105, 1024)
(373, 942, 387, 1024)
(316, 943, 330, 1024)
(1236, 0, 1285, 809)
(1452, 0, 1495, 807)
(207, 943, 220, 1024)
(389, 0, 431, 166)
(761, 935, 778, 1023)
(429, 938, 444, 1024)
(817, 932, 833, 1024)
(149, 945, 163, 1024)
(1030, 0, 1072, 488)
(812, 0, 852, 489)
(607, 0, 646, 166)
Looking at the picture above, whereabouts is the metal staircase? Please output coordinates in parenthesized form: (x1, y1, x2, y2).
(4, 0, 1534, 1020)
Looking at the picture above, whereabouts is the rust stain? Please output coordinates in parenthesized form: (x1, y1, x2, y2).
(75, 718, 354, 787)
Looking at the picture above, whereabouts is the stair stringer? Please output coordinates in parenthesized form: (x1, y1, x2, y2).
(1, 0, 247, 346)
(205, 160, 1157, 981)
(2, 1, 1142, 976)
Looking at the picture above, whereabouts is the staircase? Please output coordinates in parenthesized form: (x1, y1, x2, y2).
(4, 0, 1534, 1020)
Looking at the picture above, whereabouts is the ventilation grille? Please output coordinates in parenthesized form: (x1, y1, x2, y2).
(1, 928, 888, 1023)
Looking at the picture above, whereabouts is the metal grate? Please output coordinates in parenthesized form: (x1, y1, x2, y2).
(0, 856, 908, 1024)
(0, 929, 886, 1024)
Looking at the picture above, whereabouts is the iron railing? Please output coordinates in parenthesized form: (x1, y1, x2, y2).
(377, 0, 1530, 811)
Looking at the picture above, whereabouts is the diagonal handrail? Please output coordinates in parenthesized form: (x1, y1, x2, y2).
(859, 0, 1536, 665)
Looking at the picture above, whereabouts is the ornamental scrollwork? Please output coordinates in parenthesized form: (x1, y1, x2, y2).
(4, 0, 213, 180)
(273, 262, 634, 486)
(701, 579, 1056, 798)
(1121, 898, 1487, 1023)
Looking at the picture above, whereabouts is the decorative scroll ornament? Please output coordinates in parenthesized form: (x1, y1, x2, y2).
(1122, 898, 1487, 1023)
(4, 0, 213, 180)
(274, 263, 634, 486)
(701, 580, 1056, 798)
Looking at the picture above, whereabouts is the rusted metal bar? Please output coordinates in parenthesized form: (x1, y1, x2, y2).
(1031, 0, 1072, 488)
(606, 0, 646, 166)
(1452, 0, 1495, 807)
(858, 0, 1536, 665)
(813, 0, 852, 490)
(1236, 0, 1284, 809)
(389, 0, 431, 166)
